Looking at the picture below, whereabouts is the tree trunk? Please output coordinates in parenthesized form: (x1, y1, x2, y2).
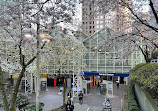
(63, 77, 66, 106)
(144, 56, 152, 63)
(0, 67, 9, 111)
(36, 51, 40, 111)
(10, 67, 26, 111)
(145, 59, 151, 63)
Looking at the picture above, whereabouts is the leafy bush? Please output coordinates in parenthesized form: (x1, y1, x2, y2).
(130, 63, 158, 96)
(16, 93, 30, 108)
(1, 93, 30, 110)
(130, 63, 146, 81)
(23, 102, 44, 111)
(1, 93, 44, 111)
(128, 83, 140, 111)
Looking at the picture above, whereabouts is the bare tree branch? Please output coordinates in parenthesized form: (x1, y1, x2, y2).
(120, 0, 158, 33)
(149, 0, 158, 24)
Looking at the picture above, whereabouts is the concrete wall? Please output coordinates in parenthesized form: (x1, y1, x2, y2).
(134, 84, 158, 111)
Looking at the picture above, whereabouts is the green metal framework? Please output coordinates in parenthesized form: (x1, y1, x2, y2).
(82, 27, 144, 73)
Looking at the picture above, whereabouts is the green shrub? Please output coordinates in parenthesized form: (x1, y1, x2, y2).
(129, 63, 158, 97)
(23, 102, 44, 111)
(129, 105, 140, 111)
(1, 93, 44, 111)
(130, 63, 146, 81)
(16, 93, 30, 107)
(128, 83, 140, 111)
(1, 93, 30, 109)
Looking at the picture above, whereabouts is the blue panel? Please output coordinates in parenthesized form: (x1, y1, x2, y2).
(85, 78, 90, 80)
(114, 73, 129, 77)
(82, 72, 99, 76)
(82, 72, 129, 77)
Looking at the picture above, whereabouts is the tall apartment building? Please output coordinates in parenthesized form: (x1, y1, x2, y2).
(116, 0, 132, 33)
(82, 1, 95, 36)
(82, 0, 132, 36)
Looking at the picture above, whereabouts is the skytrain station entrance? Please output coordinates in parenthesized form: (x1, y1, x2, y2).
(81, 72, 129, 96)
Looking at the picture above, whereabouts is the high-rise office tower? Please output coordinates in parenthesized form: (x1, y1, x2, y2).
(82, 1, 96, 36)
(82, 0, 132, 36)
(116, 0, 132, 33)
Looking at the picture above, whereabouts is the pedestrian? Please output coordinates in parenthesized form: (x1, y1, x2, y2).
(116, 81, 119, 88)
(58, 78, 61, 87)
(67, 90, 72, 101)
(78, 91, 83, 105)
(65, 100, 74, 111)
(71, 97, 73, 104)
(102, 98, 111, 110)
(97, 81, 100, 89)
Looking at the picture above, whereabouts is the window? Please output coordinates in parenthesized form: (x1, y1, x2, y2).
(100, 16, 103, 19)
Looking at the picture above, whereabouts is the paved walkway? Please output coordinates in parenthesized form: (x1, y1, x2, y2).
(73, 83, 126, 111)
(30, 87, 65, 111)
(0, 83, 126, 111)
(29, 83, 126, 111)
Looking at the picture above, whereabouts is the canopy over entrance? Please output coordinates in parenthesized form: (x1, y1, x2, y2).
(82, 72, 129, 77)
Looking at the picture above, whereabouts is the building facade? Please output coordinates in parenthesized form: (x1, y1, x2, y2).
(82, 0, 132, 36)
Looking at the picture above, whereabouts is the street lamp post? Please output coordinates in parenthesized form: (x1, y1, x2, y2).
(36, 39, 40, 111)
(71, 47, 75, 98)
(36, 32, 51, 111)
(24, 32, 40, 111)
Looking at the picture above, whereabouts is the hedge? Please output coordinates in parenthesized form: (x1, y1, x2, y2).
(128, 83, 140, 111)
(1, 94, 44, 111)
(130, 63, 158, 98)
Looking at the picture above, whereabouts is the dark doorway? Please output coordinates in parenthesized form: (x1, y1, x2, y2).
(47, 78, 54, 86)
(120, 77, 124, 84)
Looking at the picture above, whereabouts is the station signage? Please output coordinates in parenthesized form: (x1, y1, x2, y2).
(99, 73, 114, 76)
(82, 72, 129, 77)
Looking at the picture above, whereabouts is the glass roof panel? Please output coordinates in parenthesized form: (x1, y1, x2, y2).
(83, 27, 113, 47)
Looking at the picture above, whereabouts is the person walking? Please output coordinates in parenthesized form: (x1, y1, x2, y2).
(116, 80, 119, 88)
(102, 98, 112, 111)
(67, 90, 72, 101)
(58, 78, 61, 87)
(65, 100, 74, 111)
(97, 81, 100, 89)
(78, 91, 83, 105)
